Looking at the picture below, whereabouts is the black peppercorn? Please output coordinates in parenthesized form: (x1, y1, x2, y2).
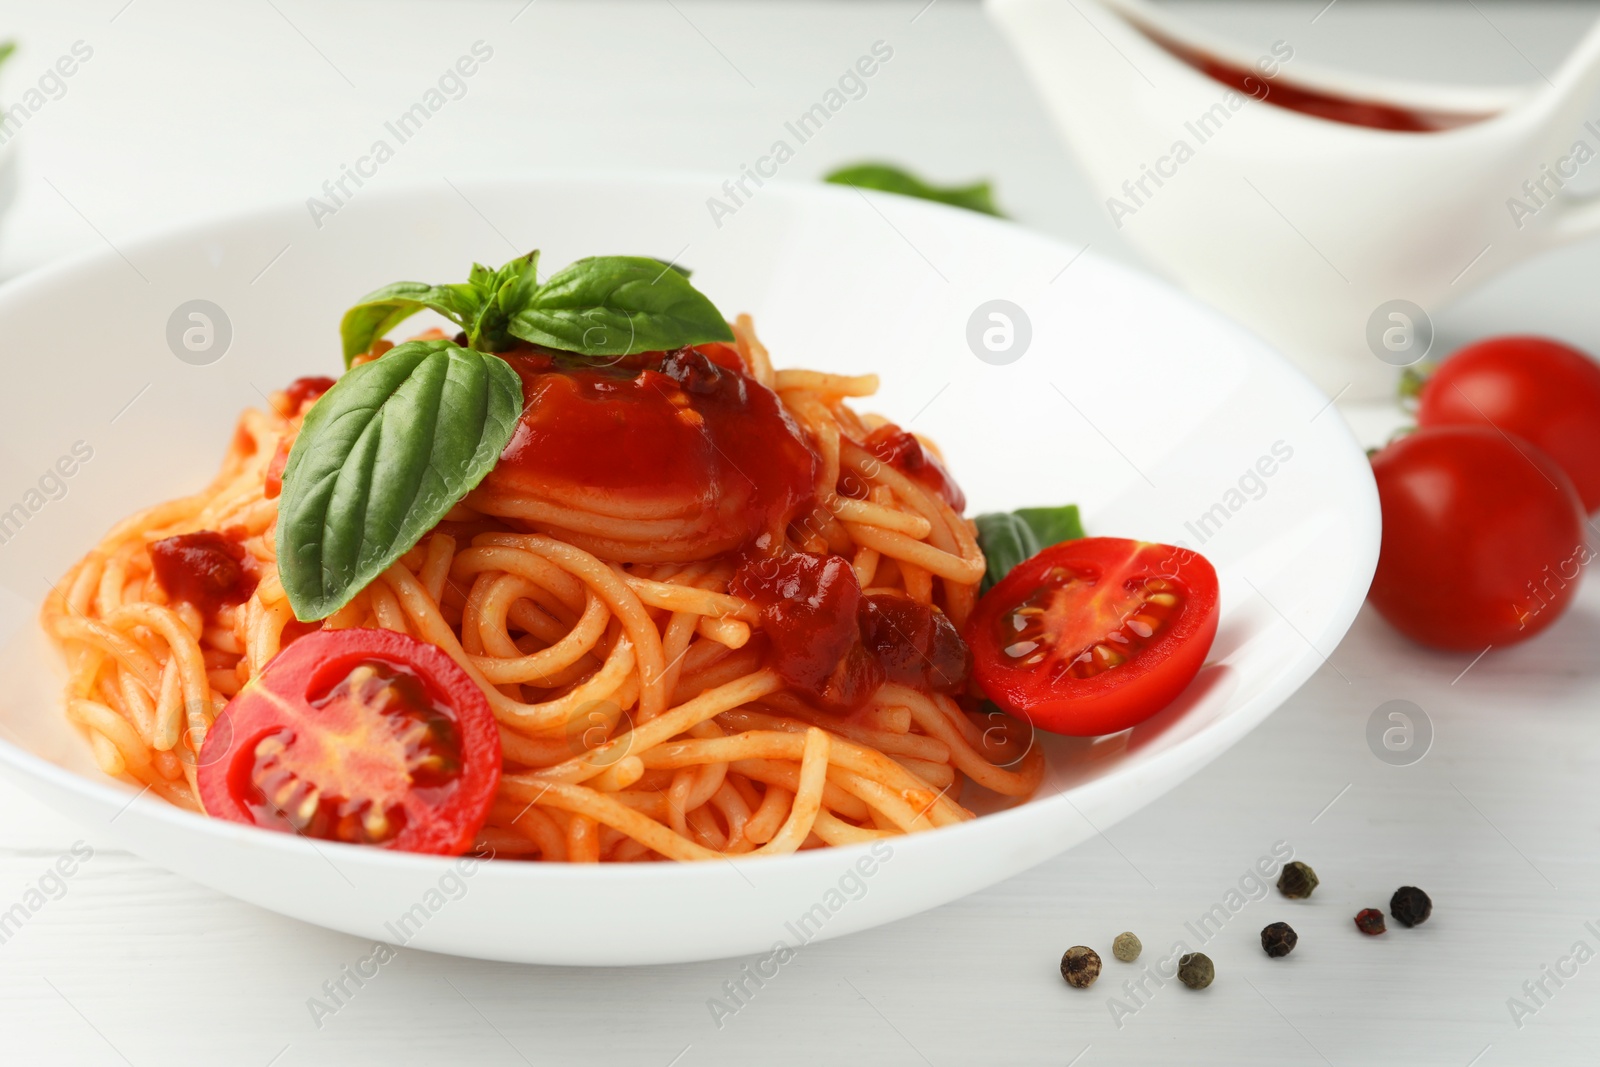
(1390, 886, 1432, 927)
(1260, 921, 1298, 957)
(1177, 952, 1214, 989)
(1277, 861, 1319, 899)
(1060, 945, 1102, 988)
(1355, 908, 1386, 935)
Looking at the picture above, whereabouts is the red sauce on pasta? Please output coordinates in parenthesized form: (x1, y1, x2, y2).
(150, 531, 258, 618)
(863, 423, 966, 512)
(483, 343, 818, 555)
(733, 552, 970, 712)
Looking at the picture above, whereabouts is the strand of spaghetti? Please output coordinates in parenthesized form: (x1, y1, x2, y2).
(588, 754, 645, 792)
(850, 543, 880, 588)
(369, 581, 410, 634)
(724, 702, 951, 763)
(501, 778, 720, 862)
(732, 314, 775, 389)
(489, 798, 567, 861)
(893, 756, 956, 790)
(727, 758, 871, 822)
(747, 728, 828, 855)
(116, 665, 158, 746)
(640, 730, 806, 769)
(695, 615, 750, 648)
(844, 522, 985, 585)
(94, 555, 126, 615)
(566, 813, 600, 862)
(522, 668, 783, 784)
(825, 766, 941, 833)
(701, 722, 966, 826)
(743, 783, 791, 844)
(898, 562, 931, 605)
(452, 545, 587, 612)
(472, 583, 609, 686)
(664, 770, 695, 838)
(617, 573, 758, 622)
(883, 685, 1046, 797)
(419, 533, 456, 603)
(470, 535, 667, 720)
(811, 809, 895, 845)
(379, 562, 636, 733)
(104, 602, 210, 737)
(46, 617, 161, 694)
(656, 612, 699, 709)
(67, 698, 151, 777)
(783, 391, 843, 510)
(710, 781, 755, 853)
(153, 659, 182, 751)
(775, 370, 879, 397)
(830, 498, 932, 539)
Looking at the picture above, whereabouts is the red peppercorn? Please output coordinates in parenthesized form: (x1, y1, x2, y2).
(1355, 908, 1386, 935)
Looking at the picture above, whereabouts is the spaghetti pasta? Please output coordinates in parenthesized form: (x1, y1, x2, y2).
(42, 318, 1043, 861)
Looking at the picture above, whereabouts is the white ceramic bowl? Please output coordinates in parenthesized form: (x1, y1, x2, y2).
(0, 175, 1378, 965)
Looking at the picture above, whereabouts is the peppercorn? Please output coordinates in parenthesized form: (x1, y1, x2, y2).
(1060, 946, 1102, 988)
(1390, 886, 1432, 927)
(1260, 922, 1298, 958)
(1277, 861, 1319, 899)
(1112, 931, 1142, 963)
(1355, 908, 1386, 935)
(1177, 952, 1214, 990)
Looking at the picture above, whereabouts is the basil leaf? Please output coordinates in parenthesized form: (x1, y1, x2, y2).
(509, 255, 733, 356)
(1012, 505, 1085, 552)
(825, 162, 1005, 218)
(339, 281, 482, 367)
(277, 339, 523, 621)
(643, 257, 692, 279)
(974, 504, 1085, 593)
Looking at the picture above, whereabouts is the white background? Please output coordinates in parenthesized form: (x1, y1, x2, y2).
(1, 2, 1599, 1064)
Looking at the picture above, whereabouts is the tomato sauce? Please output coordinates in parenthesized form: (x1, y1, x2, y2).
(283, 376, 336, 410)
(482, 344, 818, 555)
(150, 531, 258, 618)
(733, 551, 970, 712)
(863, 423, 966, 512)
(1148, 30, 1483, 133)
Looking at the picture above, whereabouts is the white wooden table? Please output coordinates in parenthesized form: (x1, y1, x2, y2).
(2, 2, 1598, 1064)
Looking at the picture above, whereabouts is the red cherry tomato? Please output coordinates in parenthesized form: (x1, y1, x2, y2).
(1417, 336, 1600, 512)
(1368, 426, 1587, 651)
(198, 628, 501, 855)
(966, 538, 1219, 736)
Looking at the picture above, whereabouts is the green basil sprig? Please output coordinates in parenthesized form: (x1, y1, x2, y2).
(338, 251, 726, 367)
(974, 504, 1085, 593)
(286, 251, 733, 621)
(824, 162, 1005, 218)
(277, 339, 523, 621)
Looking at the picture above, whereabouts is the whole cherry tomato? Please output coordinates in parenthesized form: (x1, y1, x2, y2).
(1368, 426, 1587, 650)
(1417, 336, 1600, 511)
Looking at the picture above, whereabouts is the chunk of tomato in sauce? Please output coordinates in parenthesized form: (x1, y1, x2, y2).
(150, 531, 258, 619)
(733, 552, 972, 712)
(862, 423, 966, 512)
(733, 552, 883, 712)
(859, 592, 970, 693)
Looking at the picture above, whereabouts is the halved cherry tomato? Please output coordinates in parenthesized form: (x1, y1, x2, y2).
(1416, 336, 1600, 512)
(966, 538, 1219, 736)
(198, 628, 501, 855)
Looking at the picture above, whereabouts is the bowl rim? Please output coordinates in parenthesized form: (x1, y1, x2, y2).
(0, 171, 1382, 884)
